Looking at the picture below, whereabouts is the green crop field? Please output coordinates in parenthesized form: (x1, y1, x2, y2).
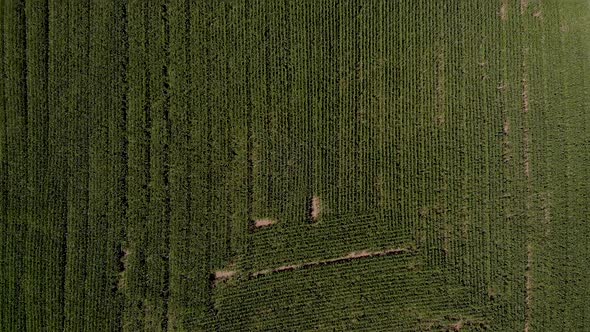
(1, 0, 589, 331)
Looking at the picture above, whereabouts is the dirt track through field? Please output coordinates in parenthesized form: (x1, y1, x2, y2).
(249, 247, 412, 279)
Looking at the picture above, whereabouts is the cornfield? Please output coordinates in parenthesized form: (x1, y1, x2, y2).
(1, 0, 589, 331)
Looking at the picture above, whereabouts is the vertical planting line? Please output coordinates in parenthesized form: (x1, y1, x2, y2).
(161, 0, 171, 329)
(64, 0, 91, 328)
(305, 2, 314, 223)
(166, 0, 190, 327)
(557, 3, 589, 327)
(337, 0, 344, 215)
(25, 0, 50, 327)
(85, 0, 107, 326)
(142, 7, 151, 322)
(333, 0, 341, 213)
(483, 0, 496, 302)
(123, 0, 151, 329)
(144, 0, 151, 235)
(223, 1, 233, 262)
(225, 0, 249, 259)
(145, 0, 169, 326)
(352, 2, 360, 215)
(283, 0, 293, 220)
(186, 1, 214, 327)
(263, 2, 272, 216)
(22, 0, 28, 163)
(88, 0, 124, 328)
(203, 1, 215, 326)
(245, 0, 253, 233)
(9, 0, 29, 328)
(1, 2, 6, 329)
(113, 0, 129, 330)
(184, 0, 192, 270)
(519, 5, 535, 331)
(0, 1, 6, 327)
(498, 1, 512, 325)
(206, 2, 224, 271)
(59, 4, 68, 326)
(378, 1, 386, 218)
(140, 2, 151, 325)
(46, 0, 69, 329)
(20, 0, 29, 325)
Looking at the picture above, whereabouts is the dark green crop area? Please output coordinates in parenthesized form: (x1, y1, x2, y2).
(1, 0, 589, 331)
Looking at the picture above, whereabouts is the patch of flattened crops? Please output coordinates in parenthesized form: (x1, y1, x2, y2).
(0, 0, 589, 331)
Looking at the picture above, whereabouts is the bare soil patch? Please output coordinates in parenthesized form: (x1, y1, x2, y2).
(503, 118, 510, 135)
(254, 218, 276, 229)
(500, 1, 508, 21)
(345, 250, 371, 259)
(214, 270, 236, 280)
(311, 196, 321, 222)
(117, 248, 131, 290)
(451, 320, 464, 331)
(212, 270, 237, 286)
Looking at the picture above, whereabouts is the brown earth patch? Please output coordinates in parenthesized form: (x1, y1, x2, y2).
(311, 196, 321, 222)
(503, 118, 510, 135)
(533, 10, 542, 19)
(500, 0, 508, 21)
(451, 320, 464, 331)
(214, 270, 236, 280)
(212, 270, 237, 286)
(117, 248, 131, 290)
(254, 218, 276, 229)
(345, 250, 372, 259)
